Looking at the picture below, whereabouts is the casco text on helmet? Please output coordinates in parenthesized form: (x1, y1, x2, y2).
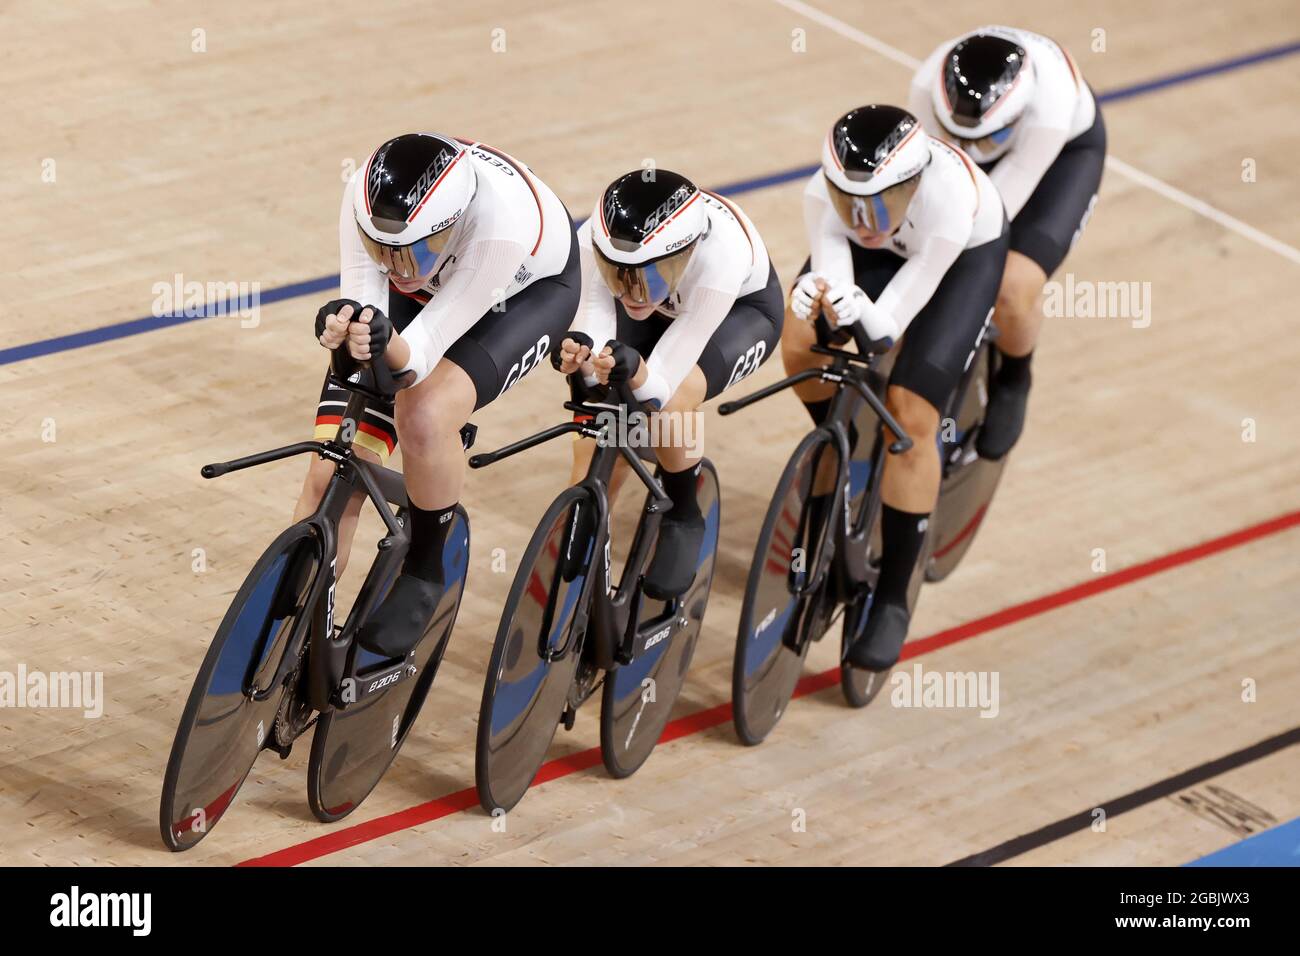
(590, 170, 706, 307)
(933, 33, 1036, 140)
(591, 170, 706, 266)
(354, 133, 478, 249)
(821, 105, 931, 197)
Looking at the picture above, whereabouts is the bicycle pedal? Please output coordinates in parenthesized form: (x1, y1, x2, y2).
(268, 739, 293, 760)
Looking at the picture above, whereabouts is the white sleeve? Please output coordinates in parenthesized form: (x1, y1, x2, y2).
(874, 235, 965, 335)
(636, 285, 738, 409)
(339, 175, 390, 309)
(989, 122, 1071, 219)
(571, 232, 617, 354)
(397, 236, 527, 386)
(804, 181, 855, 287)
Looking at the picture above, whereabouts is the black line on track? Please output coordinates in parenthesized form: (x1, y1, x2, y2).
(945, 724, 1300, 866)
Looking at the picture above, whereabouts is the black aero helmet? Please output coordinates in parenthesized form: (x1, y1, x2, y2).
(353, 132, 478, 279)
(591, 170, 706, 304)
(934, 33, 1035, 140)
(820, 105, 930, 233)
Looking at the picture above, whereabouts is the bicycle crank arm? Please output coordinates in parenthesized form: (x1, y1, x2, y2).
(621, 598, 686, 666)
(333, 658, 418, 709)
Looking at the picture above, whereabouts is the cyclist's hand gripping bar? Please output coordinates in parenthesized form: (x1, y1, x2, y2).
(719, 323, 911, 454)
(469, 374, 672, 512)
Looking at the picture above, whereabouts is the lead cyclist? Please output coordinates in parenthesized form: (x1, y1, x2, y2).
(910, 26, 1106, 459)
(301, 132, 579, 658)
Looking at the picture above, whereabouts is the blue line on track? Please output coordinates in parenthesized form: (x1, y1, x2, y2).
(5, 38, 1298, 369)
(1095, 39, 1300, 104)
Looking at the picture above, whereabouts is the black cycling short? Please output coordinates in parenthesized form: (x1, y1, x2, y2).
(796, 224, 1010, 414)
(314, 219, 580, 461)
(982, 104, 1106, 277)
(613, 263, 784, 401)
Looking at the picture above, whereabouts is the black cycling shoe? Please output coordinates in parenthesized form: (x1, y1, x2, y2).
(559, 499, 597, 582)
(845, 600, 911, 671)
(356, 573, 442, 658)
(643, 514, 705, 600)
(976, 378, 1031, 461)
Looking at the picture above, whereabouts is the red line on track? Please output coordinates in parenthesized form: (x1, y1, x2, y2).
(237, 507, 1300, 867)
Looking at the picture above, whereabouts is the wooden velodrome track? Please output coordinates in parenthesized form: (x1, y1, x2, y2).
(2, 0, 1298, 867)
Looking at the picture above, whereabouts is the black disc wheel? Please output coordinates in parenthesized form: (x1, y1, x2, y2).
(159, 524, 320, 851)
(600, 461, 721, 778)
(928, 340, 1004, 582)
(732, 429, 843, 745)
(475, 487, 597, 814)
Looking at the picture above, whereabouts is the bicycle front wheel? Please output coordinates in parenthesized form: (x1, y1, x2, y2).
(159, 523, 320, 851)
(732, 429, 842, 745)
(475, 486, 597, 814)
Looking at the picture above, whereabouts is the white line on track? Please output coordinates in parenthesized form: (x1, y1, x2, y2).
(771, 0, 1300, 267)
(1104, 156, 1300, 265)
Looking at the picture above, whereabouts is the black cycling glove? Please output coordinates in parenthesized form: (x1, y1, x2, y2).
(604, 340, 642, 384)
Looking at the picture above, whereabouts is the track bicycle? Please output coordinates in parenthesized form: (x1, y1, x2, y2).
(160, 357, 473, 850)
(471, 376, 721, 813)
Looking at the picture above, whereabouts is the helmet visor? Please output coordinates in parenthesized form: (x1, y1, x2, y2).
(357, 224, 456, 280)
(825, 173, 920, 235)
(594, 244, 695, 307)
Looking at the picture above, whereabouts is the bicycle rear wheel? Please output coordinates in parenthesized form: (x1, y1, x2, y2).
(927, 343, 1006, 582)
(159, 524, 320, 850)
(307, 508, 470, 822)
(840, 598, 893, 708)
(840, 435, 926, 707)
(732, 429, 842, 745)
(600, 460, 720, 778)
(476, 486, 596, 814)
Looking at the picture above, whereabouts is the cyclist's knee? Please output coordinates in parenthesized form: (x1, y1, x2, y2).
(996, 254, 1046, 323)
(661, 371, 704, 416)
(395, 404, 447, 459)
(885, 386, 939, 444)
(395, 370, 475, 460)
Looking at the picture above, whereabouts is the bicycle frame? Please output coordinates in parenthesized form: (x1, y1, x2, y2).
(469, 378, 675, 675)
(202, 369, 424, 714)
(719, 327, 913, 602)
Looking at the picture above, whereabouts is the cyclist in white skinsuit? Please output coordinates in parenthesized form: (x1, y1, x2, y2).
(555, 171, 784, 598)
(781, 104, 1009, 670)
(304, 132, 580, 658)
(335, 139, 574, 385)
(910, 26, 1106, 459)
(800, 133, 1006, 336)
